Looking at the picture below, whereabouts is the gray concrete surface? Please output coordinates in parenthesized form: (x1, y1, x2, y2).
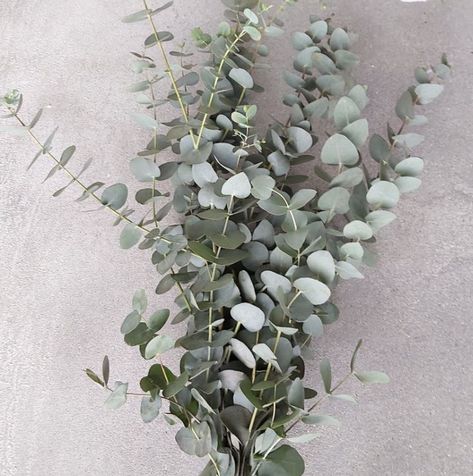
(1, 0, 472, 475)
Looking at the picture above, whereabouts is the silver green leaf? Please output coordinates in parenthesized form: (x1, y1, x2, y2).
(366, 181, 400, 209)
(294, 278, 331, 305)
(230, 303, 265, 332)
(321, 134, 359, 166)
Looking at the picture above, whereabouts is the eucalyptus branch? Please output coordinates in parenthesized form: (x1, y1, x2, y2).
(194, 29, 249, 148)
(7, 108, 154, 235)
(3, 3, 451, 476)
(142, 0, 198, 147)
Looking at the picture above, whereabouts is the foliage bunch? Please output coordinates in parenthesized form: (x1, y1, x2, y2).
(1, 1, 450, 474)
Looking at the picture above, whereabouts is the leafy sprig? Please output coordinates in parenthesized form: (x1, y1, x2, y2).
(1, 1, 450, 475)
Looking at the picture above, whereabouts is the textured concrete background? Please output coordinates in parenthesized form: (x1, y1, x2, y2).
(1, 0, 472, 475)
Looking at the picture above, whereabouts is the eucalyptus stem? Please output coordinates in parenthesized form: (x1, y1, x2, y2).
(194, 29, 248, 148)
(286, 371, 355, 434)
(143, 0, 198, 148)
(9, 110, 155, 233)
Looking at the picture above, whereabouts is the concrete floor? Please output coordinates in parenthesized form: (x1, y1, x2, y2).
(1, 0, 472, 475)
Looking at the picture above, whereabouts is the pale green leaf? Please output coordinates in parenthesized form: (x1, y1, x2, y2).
(343, 220, 373, 240)
(366, 181, 400, 209)
(294, 278, 331, 305)
(307, 250, 335, 283)
(355, 371, 390, 384)
(120, 223, 142, 249)
(145, 335, 176, 359)
(229, 68, 254, 89)
(230, 303, 265, 332)
(221, 172, 251, 198)
(105, 382, 128, 409)
(321, 134, 359, 166)
(141, 395, 162, 423)
(230, 338, 256, 369)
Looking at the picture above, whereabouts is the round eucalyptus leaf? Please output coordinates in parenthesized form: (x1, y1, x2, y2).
(258, 444, 305, 476)
(294, 277, 331, 305)
(257, 44, 269, 57)
(132, 113, 158, 129)
(253, 219, 275, 247)
(415, 83, 444, 105)
(198, 184, 228, 209)
(120, 310, 141, 335)
(234, 383, 255, 413)
(221, 172, 251, 198)
(316, 74, 346, 96)
(132, 289, 147, 314)
(148, 309, 170, 332)
(343, 220, 373, 240)
(140, 395, 162, 423)
(251, 175, 275, 200)
(101, 183, 128, 210)
(308, 20, 328, 41)
(229, 68, 254, 89)
(365, 210, 397, 233)
(304, 97, 329, 118)
(243, 25, 261, 41)
(104, 382, 128, 410)
(348, 84, 369, 110)
(395, 176, 422, 193)
(288, 377, 305, 409)
(395, 90, 415, 120)
(302, 314, 323, 337)
(369, 134, 390, 163)
(238, 270, 256, 302)
(330, 27, 350, 50)
(144, 335, 175, 359)
(130, 157, 161, 182)
(393, 133, 424, 149)
(288, 127, 313, 153)
(192, 162, 218, 187)
(342, 119, 369, 148)
(252, 343, 278, 364)
(120, 223, 142, 249)
(394, 157, 424, 177)
(330, 167, 364, 188)
(213, 142, 239, 169)
(340, 242, 364, 261)
(175, 422, 212, 457)
(268, 151, 290, 176)
(216, 114, 233, 131)
(230, 303, 265, 332)
(294, 45, 318, 71)
(230, 338, 256, 369)
(312, 52, 336, 75)
(219, 369, 246, 392)
(261, 270, 292, 296)
(335, 49, 359, 70)
(336, 261, 364, 279)
(318, 187, 350, 214)
(292, 31, 313, 50)
(366, 181, 400, 209)
(321, 134, 359, 166)
(333, 96, 360, 129)
(264, 25, 284, 38)
(290, 189, 317, 210)
(307, 250, 335, 283)
(242, 241, 269, 271)
(243, 8, 259, 24)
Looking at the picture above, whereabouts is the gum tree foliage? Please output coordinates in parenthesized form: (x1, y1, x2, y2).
(1, 0, 450, 474)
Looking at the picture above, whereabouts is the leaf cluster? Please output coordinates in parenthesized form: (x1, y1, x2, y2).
(0, 1, 450, 475)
